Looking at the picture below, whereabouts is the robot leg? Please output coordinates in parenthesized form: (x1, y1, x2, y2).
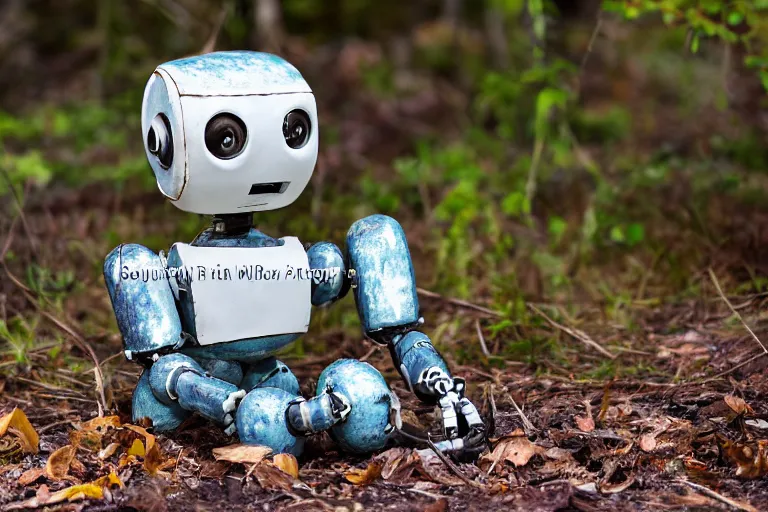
(132, 369, 191, 432)
(148, 354, 245, 435)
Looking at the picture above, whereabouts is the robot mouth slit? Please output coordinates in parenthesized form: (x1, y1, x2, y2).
(249, 182, 290, 195)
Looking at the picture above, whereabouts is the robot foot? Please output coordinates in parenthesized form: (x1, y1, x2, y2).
(236, 386, 305, 456)
(316, 359, 393, 454)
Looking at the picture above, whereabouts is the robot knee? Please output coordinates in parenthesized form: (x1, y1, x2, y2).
(317, 359, 393, 453)
(104, 243, 183, 360)
(236, 387, 305, 456)
(346, 215, 420, 343)
(241, 358, 300, 395)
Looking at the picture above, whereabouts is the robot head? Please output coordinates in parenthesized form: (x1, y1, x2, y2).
(141, 51, 318, 214)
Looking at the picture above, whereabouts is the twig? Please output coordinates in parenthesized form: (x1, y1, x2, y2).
(527, 303, 616, 359)
(708, 268, 768, 354)
(3, 264, 108, 415)
(699, 352, 768, 384)
(416, 287, 503, 318)
(474, 319, 491, 357)
(676, 479, 758, 512)
(425, 435, 485, 489)
(507, 393, 536, 434)
(485, 383, 497, 438)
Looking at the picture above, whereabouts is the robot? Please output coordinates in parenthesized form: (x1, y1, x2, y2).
(104, 51, 486, 458)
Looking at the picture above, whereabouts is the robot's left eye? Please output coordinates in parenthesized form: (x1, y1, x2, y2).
(205, 113, 247, 160)
(283, 110, 311, 149)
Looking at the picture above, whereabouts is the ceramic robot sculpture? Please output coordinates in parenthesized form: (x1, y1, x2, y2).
(104, 51, 486, 458)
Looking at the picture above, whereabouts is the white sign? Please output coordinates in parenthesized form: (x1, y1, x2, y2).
(170, 237, 312, 346)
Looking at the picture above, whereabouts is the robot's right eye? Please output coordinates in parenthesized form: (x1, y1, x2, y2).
(205, 113, 247, 160)
(147, 114, 173, 169)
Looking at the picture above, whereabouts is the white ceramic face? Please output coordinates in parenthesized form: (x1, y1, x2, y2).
(140, 51, 318, 214)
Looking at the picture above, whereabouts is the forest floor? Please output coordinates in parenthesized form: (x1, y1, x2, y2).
(2, 16, 768, 512)
(1, 184, 768, 512)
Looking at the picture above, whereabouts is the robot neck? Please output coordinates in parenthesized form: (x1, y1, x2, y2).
(211, 213, 253, 237)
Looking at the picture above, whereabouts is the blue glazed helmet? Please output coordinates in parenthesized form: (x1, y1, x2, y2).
(317, 359, 392, 453)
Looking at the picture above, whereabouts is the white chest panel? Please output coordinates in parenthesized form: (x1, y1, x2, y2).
(170, 237, 311, 346)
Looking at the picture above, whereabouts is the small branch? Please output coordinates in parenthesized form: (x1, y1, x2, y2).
(699, 352, 768, 384)
(425, 435, 485, 489)
(475, 319, 491, 357)
(708, 268, 768, 354)
(507, 393, 536, 434)
(676, 479, 758, 512)
(417, 287, 503, 318)
(527, 303, 616, 359)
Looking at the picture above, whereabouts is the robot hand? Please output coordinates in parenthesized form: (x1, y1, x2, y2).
(429, 375, 487, 460)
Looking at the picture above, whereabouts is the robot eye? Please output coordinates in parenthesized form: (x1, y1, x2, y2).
(205, 113, 247, 160)
(283, 110, 311, 149)
(147, 114, 173, 169)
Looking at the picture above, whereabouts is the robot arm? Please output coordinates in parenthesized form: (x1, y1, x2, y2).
(307, 241, 349, 307)
(345, 215, 487, 457)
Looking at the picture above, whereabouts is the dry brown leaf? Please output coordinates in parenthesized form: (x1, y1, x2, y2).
(345, 461, 383, 485)
(272, 453, 299, 478)
(639, 433, 657, 452)
(0, 408, 39, 454)
(212, 444, 272, 465)
(98, 442, 120, 460)
(92, 471, 124, 489)
(480, 429, 544, 472)
(575, 415, 595, 433)
(124, 424, 170, 475)
(45, 445, 77, 480)
(724, 395, 753, 416)
(721, 438, 768, 479)
(6, 483, 104, 509)
(80, 416, 122, 431)
(377, 447, 413, 481)
(18, 467, 46, 486)
(250, 462, 295, 491)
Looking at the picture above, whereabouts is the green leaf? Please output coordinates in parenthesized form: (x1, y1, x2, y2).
(610, 225, 625, 243)
(548, 216, 567, 244)
(626, 223, 645, 246)
(690, 34, 700, 53)
(727, 11, 744, 26)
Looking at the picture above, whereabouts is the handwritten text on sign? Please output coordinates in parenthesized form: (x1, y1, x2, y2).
(121, 264, 342, 285)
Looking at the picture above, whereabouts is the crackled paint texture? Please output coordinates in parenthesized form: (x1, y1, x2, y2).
(307, 242, 347, 306)
(241, 357, 300, 394)
(346, 215, 419, 339)
(159, 51, 311, 96)
(104, 244, 182, 356)
(132, 370, 190, 432)
(317, 359, 392, 453)
(236, 387, 305, 456)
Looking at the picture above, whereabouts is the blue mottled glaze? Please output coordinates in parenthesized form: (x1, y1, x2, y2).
(159, 51, 310, 96)
(236, 387, 305, 456)
(307, 242, 347, 306)
(392, 331, 450, 401)
(132, 370, 190, 432)
(181, 333, 302, 363)
(192, 228, 283, 248)
(104, 244, 183, 356)
(175, 370, 240, 425)
(196, 358, 244, 385)
(346, 215, 419, 341)
(148, 353, 203, 405)
(241, 357, 300, 394)
(317, 359, 392, 453)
